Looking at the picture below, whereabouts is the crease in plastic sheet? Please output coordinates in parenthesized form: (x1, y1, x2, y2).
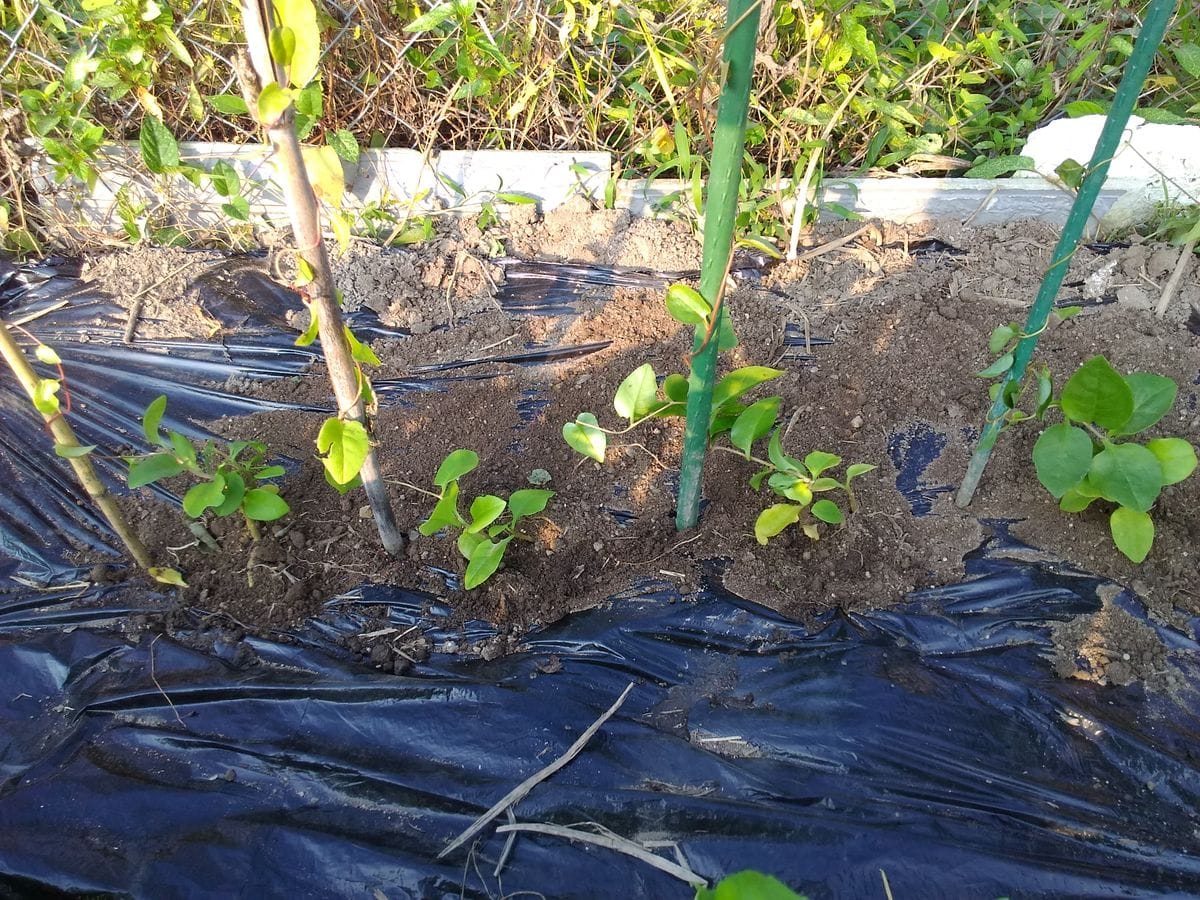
(3, 253, 1200, 899)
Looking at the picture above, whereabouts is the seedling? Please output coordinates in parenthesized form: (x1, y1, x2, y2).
(416, 450, 554, 590)
(128, 395, 290, 541)
(563, 305, 874, 544)
(1027, 356, 1195, 562)
(976, 307, 1081, 430)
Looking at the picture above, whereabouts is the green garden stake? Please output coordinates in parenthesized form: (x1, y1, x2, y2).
(956, 0, 1178, 509)
(675, 0, 761, 532)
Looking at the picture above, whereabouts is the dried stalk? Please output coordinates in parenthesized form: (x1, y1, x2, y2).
(0, 321, 153, 570)
(237, 0, 403, 555)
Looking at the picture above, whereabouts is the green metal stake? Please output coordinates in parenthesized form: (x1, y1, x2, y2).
(675, 0, 761, 532)
(956, 0, 1177, 509)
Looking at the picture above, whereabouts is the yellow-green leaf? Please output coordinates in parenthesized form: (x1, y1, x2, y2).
(273, 0, 320, 88)
(150, 566, 188, 587)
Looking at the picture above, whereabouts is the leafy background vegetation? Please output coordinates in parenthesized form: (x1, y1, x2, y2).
(1, 0, 1198, 251)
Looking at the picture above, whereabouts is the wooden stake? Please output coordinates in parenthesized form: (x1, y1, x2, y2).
(238, 0, 403, 555)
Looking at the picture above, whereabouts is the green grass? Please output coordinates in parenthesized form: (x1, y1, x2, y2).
(2, 0, 1198, 251)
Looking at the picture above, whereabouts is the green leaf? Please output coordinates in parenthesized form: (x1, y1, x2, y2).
(767, 430, 803, 474)
(810, 477, 840, 492)
(1032, 423, 1094, 498)
(344, 326, 381, 366)
(464, 536, 511, 589)
(662, 373, 689, 402)
(976, 352, 1013, 378)
(257, 82, 293, 123)
(316, 418, 370, 486)
(466, 495, 506, 534)
(169, 431, 197, 467)
(614, 363, 658, 421)
(419, 482, 463, 535)
(1173, 42, 1200, 79)
(183, 473, 227, 517)
(207, 94, 249, 115)
(768, 473, 812, 505)
(273, 0, 320, 88)
(1059, 483, 1098, 513)
(329, 128, 360, 163)
(1055, 158, 1085, 191)
(1110, 507, 1154, 564)
(214, 471, 246, 516)
(508, 488, 553, 522)
(730, 397, 781, 457)
(695, 870, 806, 900)
(242, 487, 290, 521)
(1060, 356, 1133, 431)
(268, 25, 296, 68)
(128, 452, 184, 488)
(811, 499, 843, 524)
(142, 395, 168, 446)
(139, 116, 179, 174)
(1089, 442, 1164, 512)
(295, 303, 319, 347)
(222, 197, 250, 222)
(457, 529, 485, 560)
(563, 413, 606, 462)
(1065, 100, 1106, 117)
(712, 366, 783, 410)
(54, 443, 96, 458)
(663, 283, 711, 326)
(988, 324, 1017, 355)
(32, 378, 60, 415)
(964, 154, 1035, 178)
(804, 450, 841, 477)
(749, 468, 771, 491)
(1146, 438, 1197, 485)
(209, 160, 240, 197)
(1114, 373, 1176, 435)
(150, 566, 188, 588)
(434, 448, 479, 487)
(34, 344, 61, 365)
(405, 1, 457, 33)
(255, 465, 286, 480)
(845, 463, 875, 481)
(1035, 367, 1054, 417)
(755, 504, 803, 545)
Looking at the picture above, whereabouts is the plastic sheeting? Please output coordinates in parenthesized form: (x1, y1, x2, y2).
(3, 252, 1200, 899)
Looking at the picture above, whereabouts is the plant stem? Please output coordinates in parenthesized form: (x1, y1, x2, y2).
(710, 444, 772, 469)
(0, 321, 154, 571)
(675, 0, 760, 532)
(956, 0, 1178, 509)
(238, 0, 403, 555)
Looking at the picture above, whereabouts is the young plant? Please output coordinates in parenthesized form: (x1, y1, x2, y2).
(128, 395, 290, 541)
(749, 434, 876, 545)
(563, 289, 875, 545)
(417, 450, 554, 590)
(1028, 356, 1196, 563)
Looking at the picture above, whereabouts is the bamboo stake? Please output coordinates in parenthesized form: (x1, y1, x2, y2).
(675, 0, 761, 532)
(0, 321, 154, 570)
(238, 0, 403, 554)
(956, 0, 1178, 508)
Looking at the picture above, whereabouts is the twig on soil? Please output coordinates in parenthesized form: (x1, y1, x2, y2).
(122, 259, 195, 343)
(474, 333, 517, 355)
(792, 224, 873, 265)
(621, 533, 703, 566)
(438, 681, 636, 859)
(150, 634, 187, 728)
(492, 823, 705, 888)
(1155, 236, 1197, 319)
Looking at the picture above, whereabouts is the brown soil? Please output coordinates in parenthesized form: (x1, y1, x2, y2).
(79, 202, 1200, 685)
